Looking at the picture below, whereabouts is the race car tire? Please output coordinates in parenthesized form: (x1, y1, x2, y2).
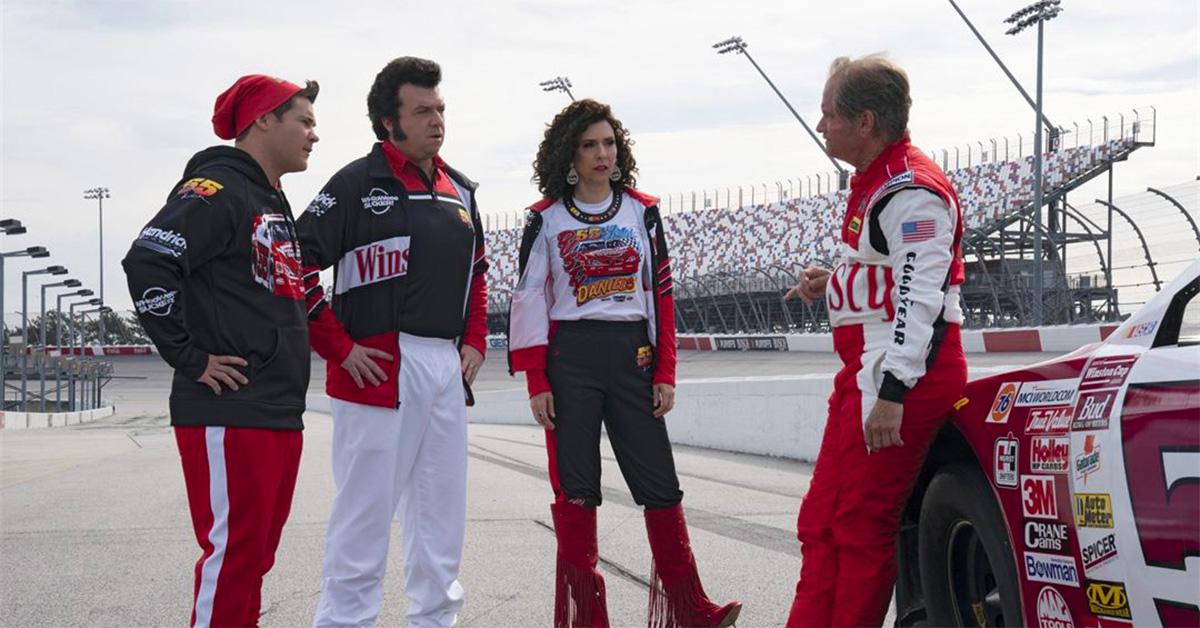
(918, 463, 1023, 627)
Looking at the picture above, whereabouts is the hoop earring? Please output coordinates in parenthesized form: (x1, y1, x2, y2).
(609, 165, 621, 182)
(566, 165, 579, 185)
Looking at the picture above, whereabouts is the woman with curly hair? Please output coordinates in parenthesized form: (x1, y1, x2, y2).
(508, 98, 741, 628)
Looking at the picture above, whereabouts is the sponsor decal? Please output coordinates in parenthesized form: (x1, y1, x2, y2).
(305, 192, 336, 217)
(994, 433, 1019, 488)
(1024, 551, 1080, 586)
(1079, 355, 1138, 391)
(1026, 406, 1074, 434)
(135, 287, 177, 317)
(954, 397, 969, 410)
(1086, 580, 1132, 620)
(1016, 379, 1079, 408)
(1081, 533, 1118, 573)
(176, 177, 223, 199)
(636, 345, 653, 370)
(1074, 435, 1102, 485)
(713, 336, 788, 351)
(989, 382, 1019, 423)
(1074, 493, 1114, 528)
(1072, 390, 1116, 431)
(866, 170, 914, 208)
(134, 226, 188, 258)
(1036, 586, 1075, 628)
(487, 336, 509, 350)
(334, 236, 411, 294)
(1025, 521, 1069, 552)
(892, 251, 917, 346)
(1022, 475, 1059, 520)
(457, 207, 473, 227)
(251, 214, 304, 299)
(557, 225, 642, 305)
(900, 219, 937, 243)
(848, 216, 862, 234)
(1031, 436, 1070, 473)
(361, 187, 400, 214)
(1125, 320, 1158, 339)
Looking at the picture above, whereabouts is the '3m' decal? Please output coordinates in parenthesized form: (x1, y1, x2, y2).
(1121, 381, 1200, 622)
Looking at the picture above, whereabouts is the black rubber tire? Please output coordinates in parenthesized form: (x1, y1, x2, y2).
(918, 463, 1024, 627)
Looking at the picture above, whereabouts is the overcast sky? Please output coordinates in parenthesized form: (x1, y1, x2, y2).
(1, 0, 1197, 312)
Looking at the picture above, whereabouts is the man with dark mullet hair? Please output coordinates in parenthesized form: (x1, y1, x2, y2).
(123, 74, 319, 628)
(297, 56, 488, 628)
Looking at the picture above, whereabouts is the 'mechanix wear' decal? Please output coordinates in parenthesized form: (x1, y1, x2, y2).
(135, 287, 177, 317)
(251, 214, 303, 299)
(134, 226, 188, 258)
(335, 236, 411, 294)
(556, 225, 641, 306)
(1085, 580, 1132, 620)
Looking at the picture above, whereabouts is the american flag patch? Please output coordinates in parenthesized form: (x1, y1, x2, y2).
(901, 219, 936, 243)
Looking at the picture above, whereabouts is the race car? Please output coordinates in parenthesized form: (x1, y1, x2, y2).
(579, 241, 641, 278)
(895, 260, 1199, 627)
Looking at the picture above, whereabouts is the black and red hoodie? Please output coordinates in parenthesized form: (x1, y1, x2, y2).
(122, 146, 310, 430)
(295, 142, 488, 408)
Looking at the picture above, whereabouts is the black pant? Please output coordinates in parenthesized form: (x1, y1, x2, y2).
(547, 320, 683, 509)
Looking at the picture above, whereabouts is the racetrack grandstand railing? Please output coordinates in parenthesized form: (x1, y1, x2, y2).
(484, 110, 1159, 334)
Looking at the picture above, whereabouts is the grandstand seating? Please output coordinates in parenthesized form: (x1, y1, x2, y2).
(483, 138, 1137, 310)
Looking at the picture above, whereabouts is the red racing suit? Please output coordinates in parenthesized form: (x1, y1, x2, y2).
(788, 134, 969, 627)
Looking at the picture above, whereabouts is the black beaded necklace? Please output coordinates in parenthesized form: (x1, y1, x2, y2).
(564, 186, 623, 225)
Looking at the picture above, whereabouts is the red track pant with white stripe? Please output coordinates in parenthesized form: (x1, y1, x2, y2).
(175, 425, 302, 628)
(787, 324, 966, 627)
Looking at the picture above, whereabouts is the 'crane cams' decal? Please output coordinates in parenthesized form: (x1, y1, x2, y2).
(556, 225, 642, 306)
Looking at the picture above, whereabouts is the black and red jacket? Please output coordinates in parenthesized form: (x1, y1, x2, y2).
(295, 142, 487, 407)
(122, 146, 310, 430)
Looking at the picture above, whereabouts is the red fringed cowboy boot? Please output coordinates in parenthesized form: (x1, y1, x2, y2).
(552, 501, 611, 628)
(644, 504, 742, 627)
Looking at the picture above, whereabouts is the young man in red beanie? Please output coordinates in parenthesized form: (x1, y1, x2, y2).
(122, 74, 319, 628)
(295, 57, 487, 628)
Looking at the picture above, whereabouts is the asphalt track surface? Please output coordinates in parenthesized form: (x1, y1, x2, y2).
(0, 351, 1053, 627)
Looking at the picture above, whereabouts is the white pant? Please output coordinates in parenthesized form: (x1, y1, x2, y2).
(314, 333, 468, 628)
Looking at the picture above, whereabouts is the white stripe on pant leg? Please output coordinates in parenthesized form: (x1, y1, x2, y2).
(194, 426, 230, 628)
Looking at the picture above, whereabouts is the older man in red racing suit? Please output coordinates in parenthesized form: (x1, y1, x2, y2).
(783, 55, 968, 627)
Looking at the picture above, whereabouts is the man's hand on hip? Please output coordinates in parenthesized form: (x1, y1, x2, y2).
(198, 354, 249, 395)
(461, 345, 484, 386)
(341, 343, 393, 389)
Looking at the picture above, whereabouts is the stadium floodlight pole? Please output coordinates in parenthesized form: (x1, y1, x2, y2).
(1007, 0, 1062, 327)
(0, 245, 50, 409)
(39, 278, 80, 411)
(539, 76, 576, 101)
(56, 289, 94, 349)
(947, 0, 1055, 136)
(83, 187, 111, 346)
(20, 265, 67, 409)
(713, 36, 849, 189)
(68, 298, 103, 358)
